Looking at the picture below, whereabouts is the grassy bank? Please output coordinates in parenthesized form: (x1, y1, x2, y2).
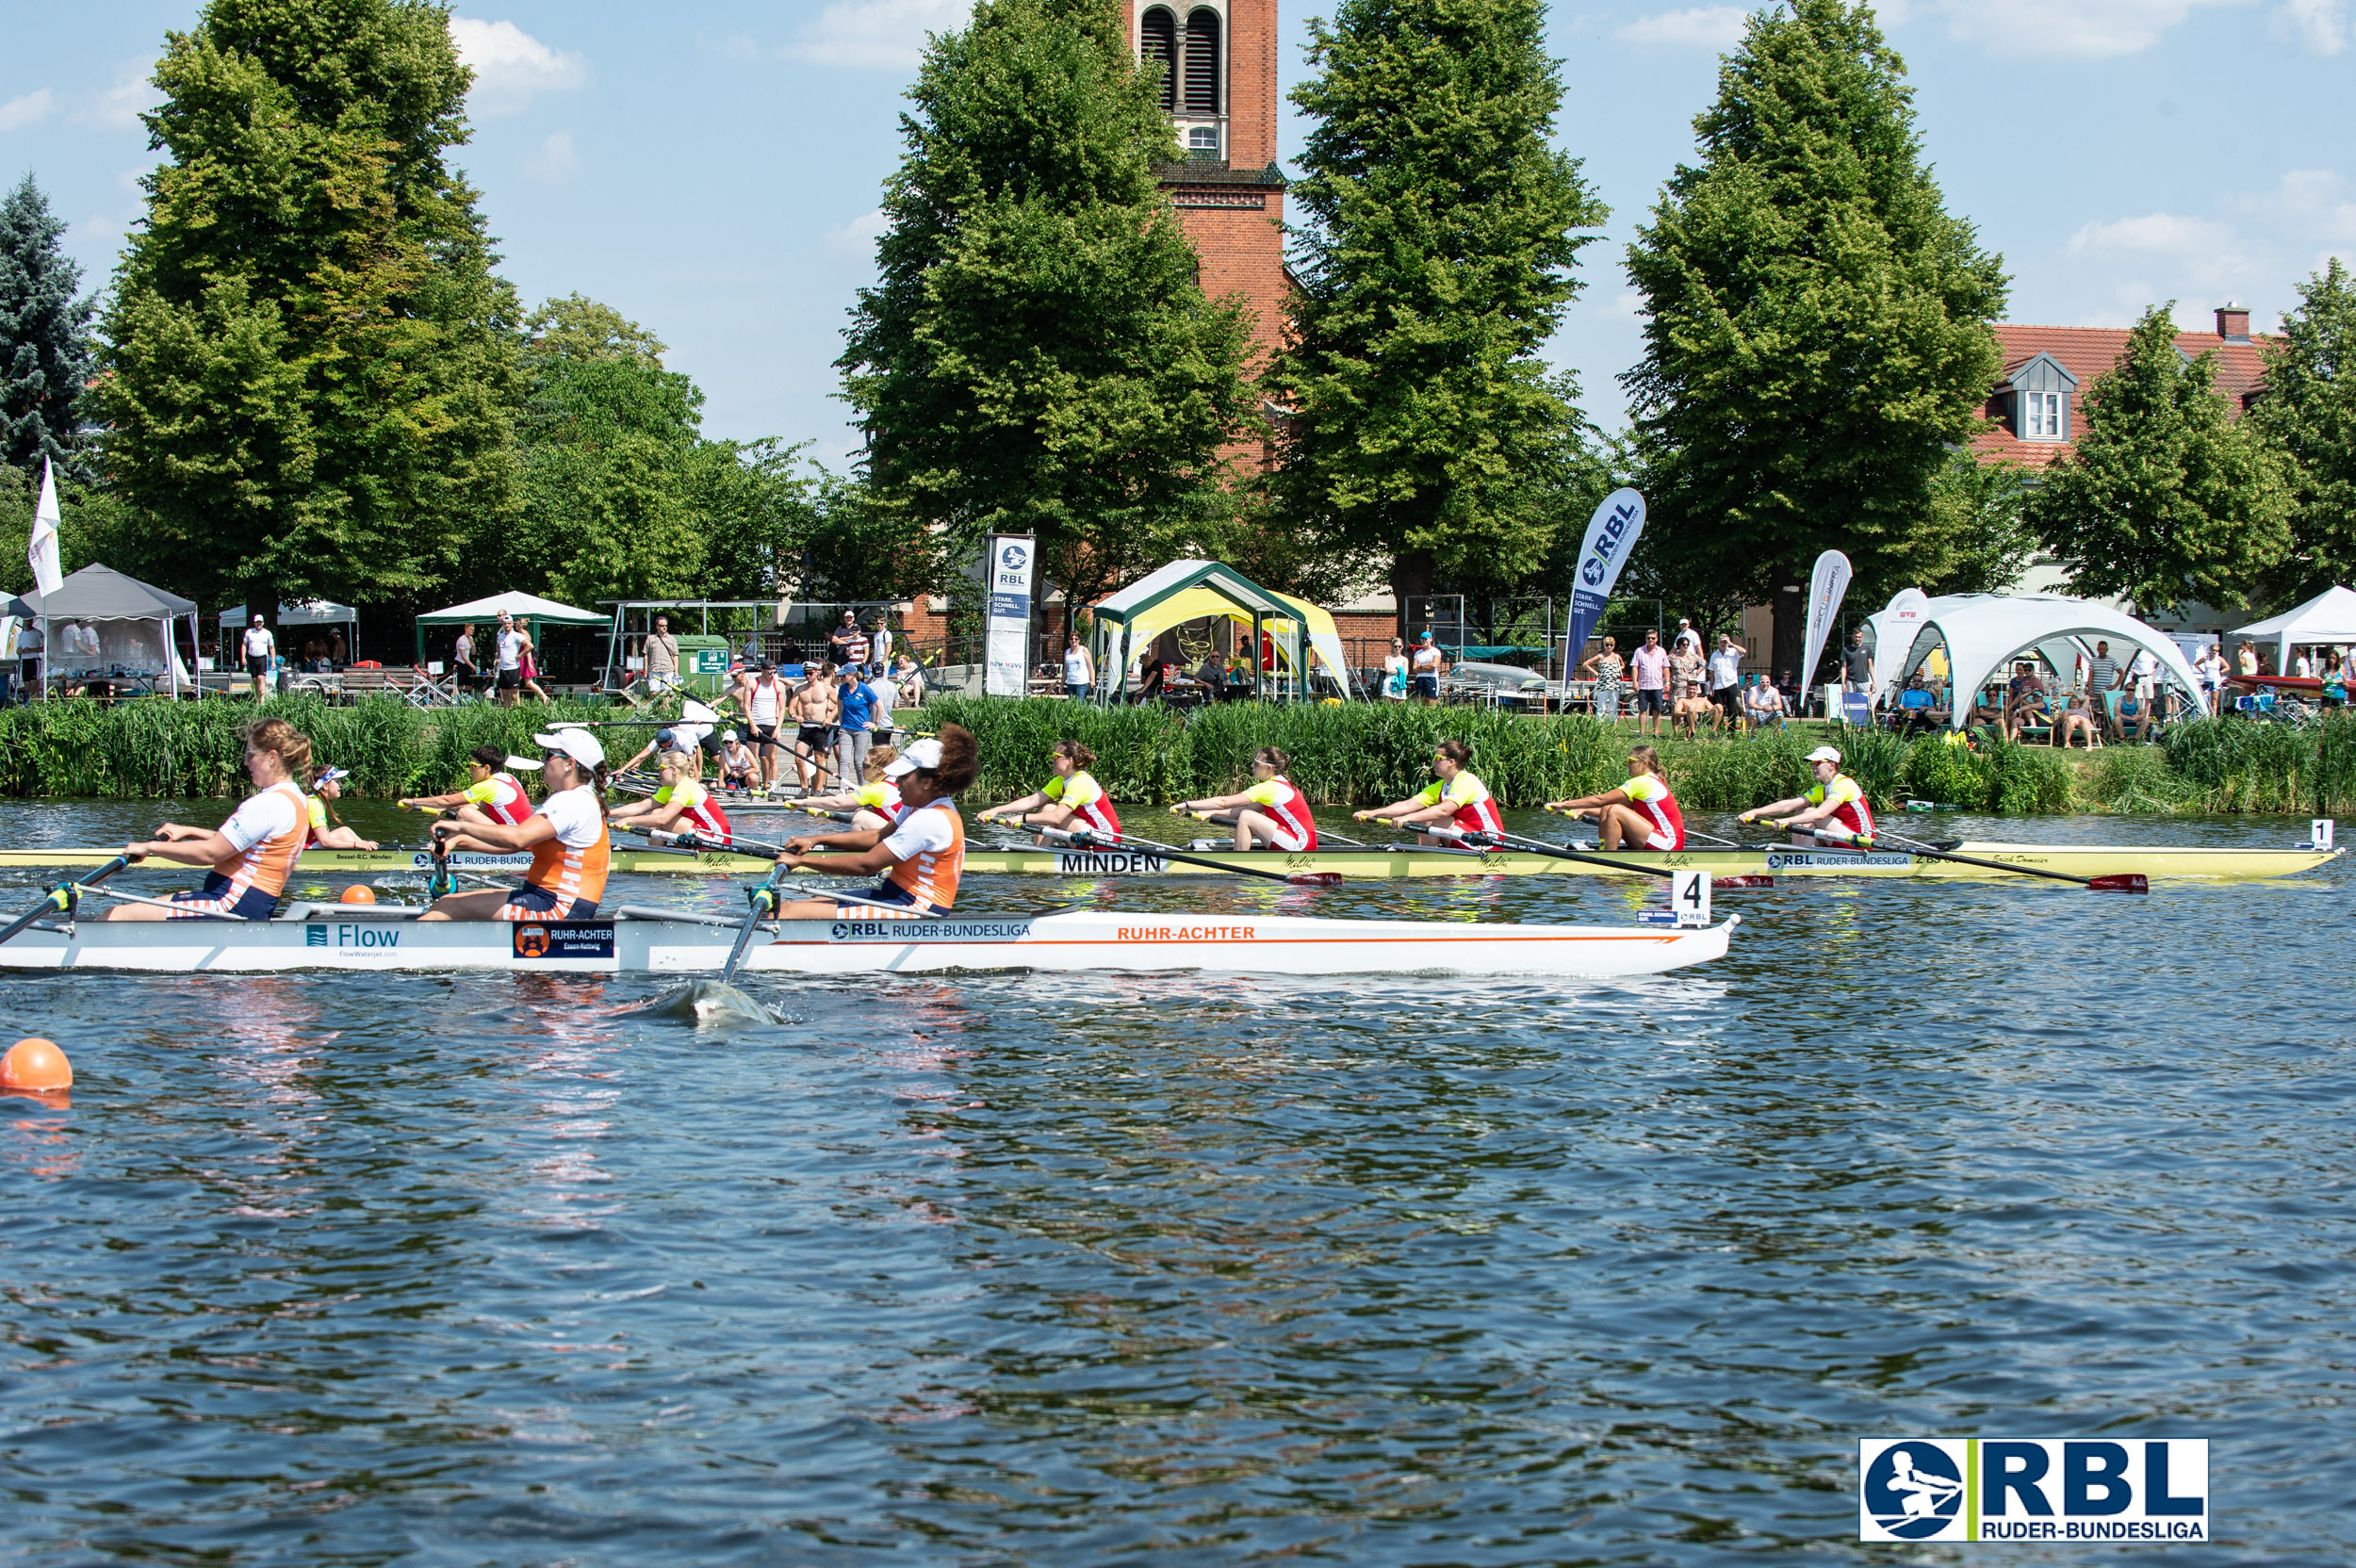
(0, 695, 2347, 817)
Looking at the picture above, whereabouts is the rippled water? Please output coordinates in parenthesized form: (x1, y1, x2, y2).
(2, 797, 2349, 1565)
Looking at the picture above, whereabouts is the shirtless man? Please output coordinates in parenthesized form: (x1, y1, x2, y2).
(789, 661, 840, 792)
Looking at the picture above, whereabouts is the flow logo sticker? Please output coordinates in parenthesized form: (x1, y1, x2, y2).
(1859, 1439, 2208, 1543)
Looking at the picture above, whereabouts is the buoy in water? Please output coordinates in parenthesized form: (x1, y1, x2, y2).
(340, 884, 378, 905)
(1, 1037, 72, 1091)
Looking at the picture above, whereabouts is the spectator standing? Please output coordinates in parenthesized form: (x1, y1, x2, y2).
(645, 614, 680, 694)
(1410, 630, 1444, 700)
(2235, 640, 2259, 678)
(1672, 617, 1700, 658)
(493, 612, 524, 706)
(1841, 628, 1875, 703)
(2194, 642, 2225, 707)
(1062, 633, 1093, 700)
(865, 665, 898, 744)
(1581, 636, 1625, 723)
(1708, 633, 1743, 726)
(1382, 638, 1410, 701)
(864, 617, 892, 677)
(2083, 640, 2120, 736)
(1628, 629, 1670, 736)
(827, 611, 862, 671)
(451, 624, 479, 695)
(835, 665, 875, 785)
(241, 614, 276, 697)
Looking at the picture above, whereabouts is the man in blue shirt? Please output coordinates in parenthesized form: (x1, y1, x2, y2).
(835, 665, 876, 786)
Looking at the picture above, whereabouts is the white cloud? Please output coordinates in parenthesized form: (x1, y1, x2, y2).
(1616, 7, 1752, 47)
(0, 89, 57, 132)
(73, 61, 161, 128)
(1890, 0, 2250, 59)
(783, 0, 971, 69)
(2270, 0, 2349, 52)
(825, 208, 890, 256)
(2236, 169, 2356, 244)
(2067, 212, 2241, 256)
(521, 129, 581, 184)
(450, 17, 587, 115)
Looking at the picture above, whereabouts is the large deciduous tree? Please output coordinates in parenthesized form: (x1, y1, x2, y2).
(2027, 304, 2291, 613)
(1271, 0, 1607, 611)
(2250, 259, 2356, 603)
(1622, 0, 2005, 676)
(95, 0, 519, 616)
(839, 0, 1256, 616)
(0, 175, 97, 479)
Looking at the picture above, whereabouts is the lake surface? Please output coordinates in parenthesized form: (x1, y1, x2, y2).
(2, 797, 2349, 1565)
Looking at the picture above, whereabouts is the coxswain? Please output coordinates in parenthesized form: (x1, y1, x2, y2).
(399, 744, 535, 826)
(772, 724, 976, 919)
(1354, 739, 1504, 845)
(419, 727, 611, 921)
(610, 738, 734, 844)
(1170, 746, 1317, 851)
(306, 765, 380, 851)
(1742, 744, 1877, 845)
(101, 718, 314, 921)
(977, 741, 1121, 841)
(1545, 744, 1684, 851)
(794, 744, 904, 832)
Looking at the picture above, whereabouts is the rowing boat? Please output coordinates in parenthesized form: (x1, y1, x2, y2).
(2, 841, 2334, 881)
(0, 904, 1739, 977)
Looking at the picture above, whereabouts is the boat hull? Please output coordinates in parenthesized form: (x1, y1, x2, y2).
(0, 907, 1739, 978)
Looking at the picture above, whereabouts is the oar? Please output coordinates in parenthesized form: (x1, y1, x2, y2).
(719, 866, 784, 988)
(1544, 801, 1744, 850)
(1045, 827, 1343, 887)
(617, 821, 787, 858)
(1455, 825, 1775, 888)
(0, 852, 139, 945)
(1863, 827, 2148, 893)
(1180, 808, 1380, 849)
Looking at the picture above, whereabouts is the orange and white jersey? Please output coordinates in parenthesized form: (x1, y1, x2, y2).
(465, 772, 533, 825)
(1805, 774, 1875, 840)
(519, 785, 611, 911)
(213, 780, 310, 900)
(882, 799, 964, 911)
(1416, 772, 1504, 835)
(1621, 773, 1684, 850)
(1043, 770, 1120, 836)
(654, 777, 731, 841)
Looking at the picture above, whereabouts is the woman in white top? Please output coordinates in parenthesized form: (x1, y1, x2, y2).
(1063, 634, 1093, 700)
(1382, 638, 1410, 701)
(422, 727, 611, 921)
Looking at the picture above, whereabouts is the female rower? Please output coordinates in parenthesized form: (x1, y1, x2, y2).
(977, 741, 1120, 841)
(419, 727, 611, 921)
(306, 765, 380, 851)
(1354, 739, 1503, 845)
(1545, 745, 1683, 851)
(720, 729, 759, 792)
(610, 740, 734, 844)
(1170, 746, 1317, 852)
(1742, 743, 1876, 845)
(772, 724, 976, 919)
(794, 744, 902, 832)
(103, 718, 315, 921)
(399, 744, 534, 826)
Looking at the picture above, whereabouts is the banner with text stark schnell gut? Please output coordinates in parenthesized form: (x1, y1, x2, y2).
(1801, 548, 1855, 693)
(982, 534, 1036, 698)
(1561, 487, 1645, 691)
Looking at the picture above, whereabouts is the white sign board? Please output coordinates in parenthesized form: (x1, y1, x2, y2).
(2312, 818, 2335, 849)
(982, 534, 1035, 698)
(1672, 869, 1711, 927)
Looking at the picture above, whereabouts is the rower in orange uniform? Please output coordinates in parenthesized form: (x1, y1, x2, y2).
(419, 727, 611, 921)
(773, 725, 976, 919)
(102, 718, 314, 921)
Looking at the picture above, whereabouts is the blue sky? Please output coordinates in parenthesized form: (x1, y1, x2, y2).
(5, 0, 2350, 464)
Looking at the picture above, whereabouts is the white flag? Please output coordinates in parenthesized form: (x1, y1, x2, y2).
(28, 455, 64, 596)
(1800, 548, 1854, 693)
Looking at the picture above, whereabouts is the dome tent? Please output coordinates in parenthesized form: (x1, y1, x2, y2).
(1870, 593, 2211, 727)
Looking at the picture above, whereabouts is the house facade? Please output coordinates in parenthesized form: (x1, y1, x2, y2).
(1972, 304, 2272, 471)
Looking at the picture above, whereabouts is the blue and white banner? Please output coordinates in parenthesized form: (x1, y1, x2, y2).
(982, 534, 1035, 698)
(1561, 487, 1644, 692)
(1859, 1437, 2208, 1544)
(1801, 548, 1854, 692)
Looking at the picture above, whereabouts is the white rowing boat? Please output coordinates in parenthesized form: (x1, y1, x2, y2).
(0, 904, 1739, 978)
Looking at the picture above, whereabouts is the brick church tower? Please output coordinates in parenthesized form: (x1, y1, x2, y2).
(1126, 0, 1290, 462)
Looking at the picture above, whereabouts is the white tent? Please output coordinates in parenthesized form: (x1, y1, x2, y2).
(417, 591, 603, 627)
(2228, 585, 2356, 678)
(1873, 593, 2211, 727)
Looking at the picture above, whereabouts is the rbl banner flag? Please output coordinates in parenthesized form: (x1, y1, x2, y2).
(1561, 488, 1645, 687)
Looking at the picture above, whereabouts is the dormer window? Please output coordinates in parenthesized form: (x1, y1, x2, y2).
(2024, 391, 2063, 438)
(2006, 351, 2077, 444)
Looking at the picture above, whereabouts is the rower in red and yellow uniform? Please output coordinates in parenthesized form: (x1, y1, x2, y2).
(420, 727, 611, 921)
(1172, 746, 1317, 851)
(399, 744, 534, 827)
(977, 741, 1120, 841)
(774, 725, 977, 919)
(1355, 739, 1504, 845)
(1743, 744, 1877, 845)
(103, 718, 315, 921)
(610, 740, 733, 844)
(795, 745, 904, 832)
(1544, 745, 1684, 851)
(305, 765, 380, 851)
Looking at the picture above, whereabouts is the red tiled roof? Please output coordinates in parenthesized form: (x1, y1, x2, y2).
(1972, 323, 2274, 470)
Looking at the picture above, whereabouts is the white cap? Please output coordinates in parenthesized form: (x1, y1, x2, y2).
(722, 728, 738, 743)
(1805, 745, 1842, 764)
(883, 737, 941, 778)
(533, 726, 605, 769)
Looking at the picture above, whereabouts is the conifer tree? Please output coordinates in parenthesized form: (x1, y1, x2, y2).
(840, 0, 1255, 613)
(96, 0, 519, 614)
(0, 175, 96, 478)
(1623, 0, 2005, 674)
(1271, 0, 1607, 607)
(2250, 259, 2356, 602)
(2028, 305, 2290, 612)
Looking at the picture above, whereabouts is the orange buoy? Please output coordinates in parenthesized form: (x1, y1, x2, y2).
(1, 1037, 72, 1091)
(340, 884, 378, 905)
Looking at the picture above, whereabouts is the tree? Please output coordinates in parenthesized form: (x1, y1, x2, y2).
(2250, 258, 2356, 602)
(95, 0, 520, 616)
(839, 0, 1257, 616)
(1270, 0, 1606, 614)
(1622, 0, 2006, 678)
(1919, 448, 2037, 595)
(2027, 304, 2291, 613)
(0, 176, 97, 479)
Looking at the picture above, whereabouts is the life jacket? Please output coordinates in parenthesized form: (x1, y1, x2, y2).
(525, 788, 612, 909)
(1622, 772, 1684, 849)
(884, 800, 964, 911)
(215, 780, 310, 900)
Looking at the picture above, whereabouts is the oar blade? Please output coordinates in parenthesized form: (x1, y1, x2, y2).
(1286, 872, 1346, 887)
(2088, 874, 2150, 894)
(1714, 874, 1775, 890)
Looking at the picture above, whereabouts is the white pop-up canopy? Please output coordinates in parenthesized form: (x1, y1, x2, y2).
(2228, 585, 2356, 678)
(1874, 593, 2211, 727)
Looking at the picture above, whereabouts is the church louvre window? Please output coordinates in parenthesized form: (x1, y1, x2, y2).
(1184, 8, 1221, 115)
(1140, 7, 1177, 112)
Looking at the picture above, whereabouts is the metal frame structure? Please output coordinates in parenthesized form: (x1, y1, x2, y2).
(597, 599, 902, 691)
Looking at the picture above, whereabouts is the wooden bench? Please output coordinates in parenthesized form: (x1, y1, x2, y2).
(339, 666, 452, 707)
